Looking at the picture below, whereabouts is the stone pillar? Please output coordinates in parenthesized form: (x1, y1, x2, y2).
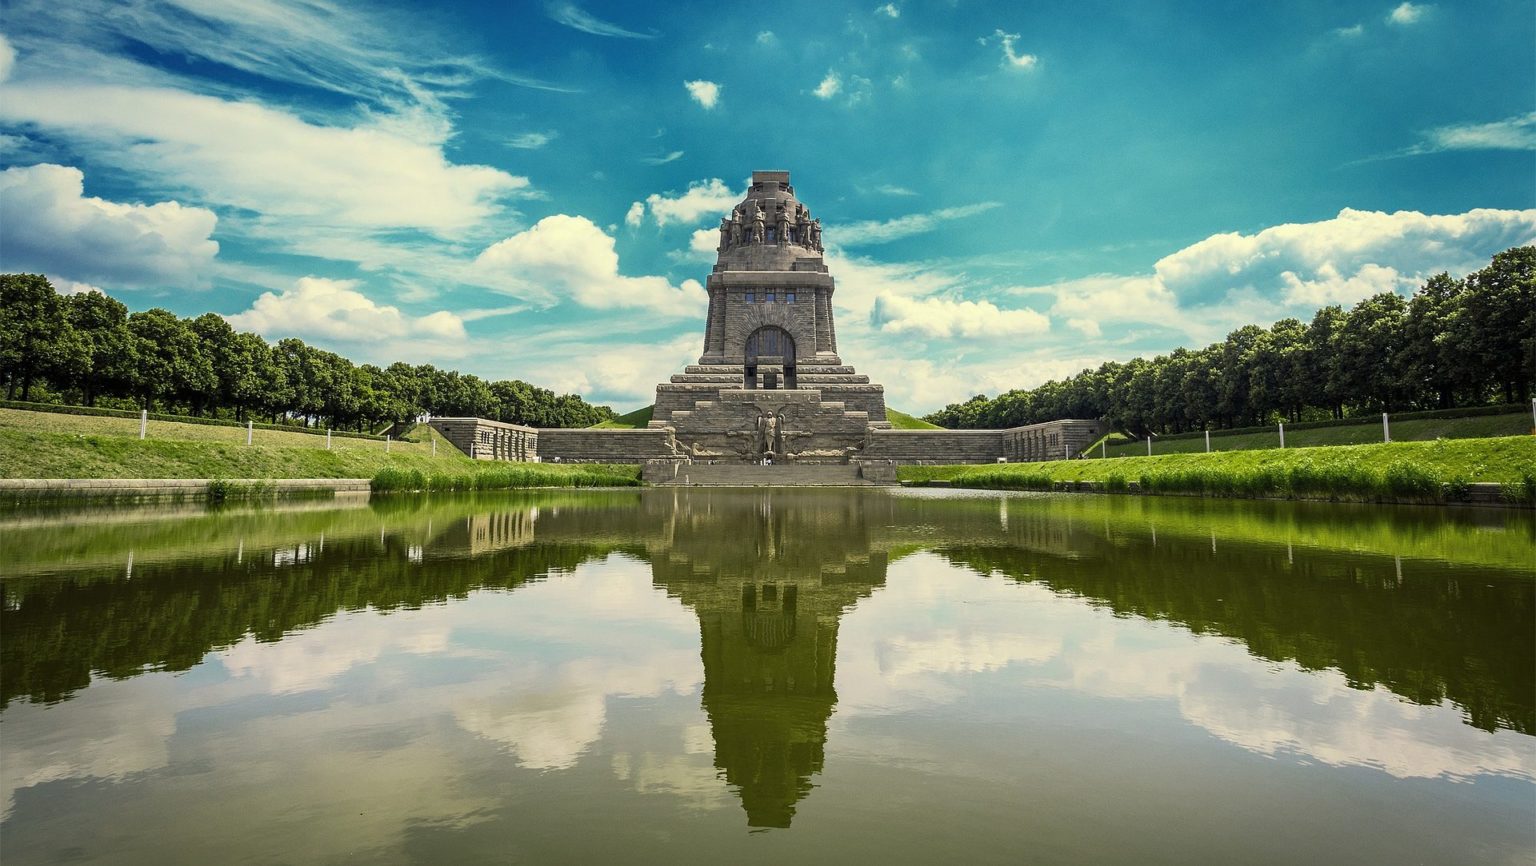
(815, 289, 833, 354)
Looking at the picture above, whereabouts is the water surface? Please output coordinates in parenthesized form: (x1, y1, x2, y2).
(2, 489, 1532, 864)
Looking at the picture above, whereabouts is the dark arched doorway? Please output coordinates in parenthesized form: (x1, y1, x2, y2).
(745, 326, 796, 389)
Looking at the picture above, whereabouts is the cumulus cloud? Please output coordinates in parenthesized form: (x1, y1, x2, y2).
(987, 29, 1038, 70)
(625, 201, 646, 228)
(546, 2, 654, 38)
(876, 3, 901, 18)
(0, 84, 530, 240)
(225, 276, 467, 343)
(642, 178, 742, 227)
(474, 215, 706, 316)
(0, 163, 218, 288)
(1387, 2, 1427, 25)
(756, 30, 777, 45)
(833, 201, 1003, 247)
(1037, 207, 1536, 343)
(814, 71, 842, 99)
(873, 294, 1050, 339)
(684, 79, 721, 109)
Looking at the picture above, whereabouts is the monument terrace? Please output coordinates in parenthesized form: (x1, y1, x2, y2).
(431, 170, 1105, 480)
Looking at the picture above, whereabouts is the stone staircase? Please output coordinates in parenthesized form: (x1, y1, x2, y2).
(647, 463, 890, 487)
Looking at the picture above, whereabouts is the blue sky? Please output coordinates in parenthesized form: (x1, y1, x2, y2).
(0, 0, 1532, 413)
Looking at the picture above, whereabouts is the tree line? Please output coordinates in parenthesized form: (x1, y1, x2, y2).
(925, 246, 1534, 433)
(0, 274, 616, 431)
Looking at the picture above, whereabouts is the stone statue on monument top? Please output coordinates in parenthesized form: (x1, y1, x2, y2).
(776, 204, 790, 247)
(718, 217, 731, 251)
(750, 204, 766, 244)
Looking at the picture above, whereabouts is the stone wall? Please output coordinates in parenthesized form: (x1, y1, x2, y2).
(538, 428, 678, 464)
(429, 417, 538, 461)
(864, 419, 1109, 465)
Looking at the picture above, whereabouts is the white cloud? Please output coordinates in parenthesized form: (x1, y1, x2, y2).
(1387, 2, 1427, 25)
(1038, 207, 1536, 344)
(0, 163, 218, 288)
(641, 150, 685, 165)
(873, 294, 1050, 339)
(225, 276, 467, 344)
(625, 201, 646, 228)
(989, 29, 1038, 70)
(833, 201, 1003, 246)
(1066, 317, 1101, 338)
(1409, 112, 1536, 154)
(684, 79, 721, 109)
(508, 131, 557, 149)
(642, 178, 742, 227)
(756, 30, 777, 45)
(547, 2, 654, 39)
(0, 84, 530, 240)
(876, 3, 901, 18)
(527, 333, 700, 411)
(1333, 23, 1365, 37)
(815, 71, 842, 99)
(875, 184, 919, 197)
(0, 32, 14, 82)
(688, 227, 719, 257)
(474, 215, 707, 316)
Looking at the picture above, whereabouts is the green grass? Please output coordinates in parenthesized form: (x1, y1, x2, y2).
(886, 408, 943, 429)
(592, 404, 654, 429)
(371, 465, 639, 492)
(0, 403, 643, 488)
(900, 436, 1536, 503)
(1103, 410, 1531, 457)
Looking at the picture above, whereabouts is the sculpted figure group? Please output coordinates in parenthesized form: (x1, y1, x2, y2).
(718, 198, 822, 253)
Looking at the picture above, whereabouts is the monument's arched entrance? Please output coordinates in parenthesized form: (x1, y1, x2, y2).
(745, 326, 796, 390)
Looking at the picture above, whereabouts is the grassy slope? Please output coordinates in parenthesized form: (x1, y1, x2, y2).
(591, 405, 654, 429)
(0, 408, 639, 483)
(900, 436, 1536, 488)
(886, 408, 943, 429)
(1103, 412, 1530, 457)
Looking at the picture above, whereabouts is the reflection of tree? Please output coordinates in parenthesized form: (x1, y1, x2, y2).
(935, 514, 1535, 734)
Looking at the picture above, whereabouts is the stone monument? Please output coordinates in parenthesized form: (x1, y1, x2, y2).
(650, 170, 890, 464)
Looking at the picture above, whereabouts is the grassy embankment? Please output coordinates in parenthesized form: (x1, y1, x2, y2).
(591, 404, 943, 430)
(899, 436, 1536, 504)
(0, 407, 640, 491)
(1099, 407, 1530, 457)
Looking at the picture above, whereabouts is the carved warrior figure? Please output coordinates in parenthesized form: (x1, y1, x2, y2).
(807, 218, 822, 250)
(755, 409, 785, 457)
(776, 204, 790, 246)
(718, 217, 731, 251)
(750, 204, 766, 244)
(729, 212, 742, 246)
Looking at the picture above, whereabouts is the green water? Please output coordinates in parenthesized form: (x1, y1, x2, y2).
(1, 489, 1532, 864)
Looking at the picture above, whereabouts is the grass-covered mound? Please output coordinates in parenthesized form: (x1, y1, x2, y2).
(591, 405, 654, 429)
(886, 408, 943, 429)
(900, 437, 1536, 503)
(1103, 406, 1531, 456)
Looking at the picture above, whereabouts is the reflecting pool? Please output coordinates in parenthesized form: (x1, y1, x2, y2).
(1, 489, 1533, 864)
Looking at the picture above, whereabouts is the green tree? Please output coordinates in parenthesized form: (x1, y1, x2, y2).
(1455, 246, 1535, 403)
(127, 309, 216, 412)
(65, 290, 136, 406)
(1335, 292, 1409, 413)
(0, 274, 77, 401)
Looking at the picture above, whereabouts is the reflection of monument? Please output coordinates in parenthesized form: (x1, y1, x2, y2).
(646, 490, 891, 827)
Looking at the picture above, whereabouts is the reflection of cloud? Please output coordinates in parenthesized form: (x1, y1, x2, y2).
(837, 553, 1536, 783)
(611, 751, 732, 811)
(1, 676, 177, 818)
(217, 611, 457, 694)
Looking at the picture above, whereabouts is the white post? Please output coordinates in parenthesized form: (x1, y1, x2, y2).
(1100, 440, 1106, 459)
(1530, 397, 1534, 431)
(1204, 429, 1210, 453)
(246, 420, 253, 446)
(326, 429, 332, 450)
(1146, 436, 1152, 457)
(1278, 422, 1285, 449)
(385, 434, 391, 453)
(1063, 443, 1069, 461)
(432, 437, 437, 457)
(139, 409, 147, 440)
(1382, 412, 1390, 443)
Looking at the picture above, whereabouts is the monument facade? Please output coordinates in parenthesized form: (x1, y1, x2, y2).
(650, 171, 889, 464)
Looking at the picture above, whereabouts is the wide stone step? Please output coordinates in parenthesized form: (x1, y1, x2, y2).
(648, 464, 889, 487)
